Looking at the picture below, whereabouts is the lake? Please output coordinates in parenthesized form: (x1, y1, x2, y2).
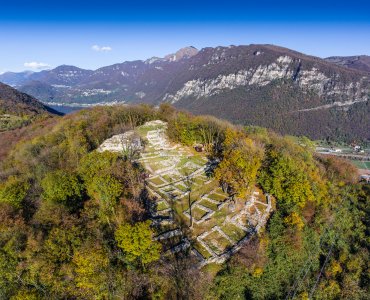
(48, 105, 86, 115)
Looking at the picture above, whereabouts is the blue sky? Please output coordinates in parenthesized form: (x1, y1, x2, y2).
(1, 0, 370, 72)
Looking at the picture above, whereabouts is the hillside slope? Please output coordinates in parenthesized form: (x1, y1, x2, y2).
(0, 82, 60, 116)
(325, 55, 370, 73)
(0, 82, 61, 131)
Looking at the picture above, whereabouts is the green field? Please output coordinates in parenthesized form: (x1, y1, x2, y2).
(351, 160, 370, 170)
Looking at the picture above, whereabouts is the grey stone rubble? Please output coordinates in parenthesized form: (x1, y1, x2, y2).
(154, 228, 182, 241)
(97, 130, 142, 153)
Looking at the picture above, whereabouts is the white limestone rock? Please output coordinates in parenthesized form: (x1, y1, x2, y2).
(98, 130, 142, 153)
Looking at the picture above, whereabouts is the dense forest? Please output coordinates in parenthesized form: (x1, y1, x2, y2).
(0, 104, 368, 299)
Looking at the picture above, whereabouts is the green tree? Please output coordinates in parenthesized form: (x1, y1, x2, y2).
(44, 226, 82, 264)
(87, 174, 122, 213)
(73, 245, 110, 299)
(78, 151, 119, 183)
(41, 170, 83, 207)
(0, 176, 29, 208)
(115, 221, 161, 266)
(215, 128, 263, 197)
(259, 148, 315, 211)
(10, 289, 40, 300)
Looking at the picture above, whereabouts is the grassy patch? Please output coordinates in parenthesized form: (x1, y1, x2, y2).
(177, 155, 205, 169)
(351, 160, 370, 170)
(193, 241, 213, 259)
(208, 193, 227, 202)
(149, 176, 166, 186)
(198, 199, 219, 211)
(192, 206, 208, 220)
(175, 183, 188, 192)
(179, 166, 199, 176)
(255, 202, 267, 214)
(147, 163, 163, 172)
(157, 201, 169, 211)
(212, 207, 229, 225)
(201, 263, 223, 276)
(162, 174, 182, 183)
(203, 231, 233, 254)
(162, 185, 176, 193)
(221, 223, 247, 242)
(193, 176, 209, 186)
(136, 124, 164, 136)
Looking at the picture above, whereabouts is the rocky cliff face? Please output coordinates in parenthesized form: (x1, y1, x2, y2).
(162, 51, 369, 114)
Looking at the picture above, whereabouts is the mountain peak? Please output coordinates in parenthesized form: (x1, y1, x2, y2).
(145, 46, 199, 64)
(164, 46, 199, 62)
(52, 65, 91, 72)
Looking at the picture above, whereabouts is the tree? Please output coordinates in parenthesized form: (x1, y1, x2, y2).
(215, 128, 263, 197)
(115, 221, 161, 266)
(0, 176, 29, 209)
(158, 103, 176, 121)
(44, 226, 82, 264)
(9, 289, 40, 300)
(119, 131, 141, 161)
(183, 173, 195, 228)
(78, 151, 119, 183)
(41, 170, 83, 207)
(87, 174, 122, 214)
(258, 148, 316, 211)
(73, 245, 110, 299)
(197, 116, 226, 153)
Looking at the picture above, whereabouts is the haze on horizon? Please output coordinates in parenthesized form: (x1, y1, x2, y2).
(1, 0, 370, 73)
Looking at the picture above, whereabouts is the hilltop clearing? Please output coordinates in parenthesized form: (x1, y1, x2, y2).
(99, 120, 273, 266)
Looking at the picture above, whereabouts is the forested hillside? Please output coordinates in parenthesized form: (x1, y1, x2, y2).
(0, 82, 60, 117)
(0, 82, 60, 132)
(0, 105, 368, 299)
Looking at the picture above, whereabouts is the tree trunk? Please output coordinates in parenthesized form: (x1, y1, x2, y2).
(188, 192, 193, 228)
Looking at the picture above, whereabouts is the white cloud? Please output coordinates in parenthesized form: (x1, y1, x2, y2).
(92, 45, 112, 52)
(24, 62, 50, 70)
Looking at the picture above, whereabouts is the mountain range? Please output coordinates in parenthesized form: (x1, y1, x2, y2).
(1, 45, 369, 141)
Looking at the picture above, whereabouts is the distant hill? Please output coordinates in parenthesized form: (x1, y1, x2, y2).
(325, 55, 370, 73)
(0, 82, 61, 131)
(0, 71, 34, 86)
(0, 82, 61, 116)
(1, 45, 369, 141)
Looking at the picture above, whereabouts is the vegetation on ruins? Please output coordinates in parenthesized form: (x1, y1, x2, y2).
(0, 104, 368, 299)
